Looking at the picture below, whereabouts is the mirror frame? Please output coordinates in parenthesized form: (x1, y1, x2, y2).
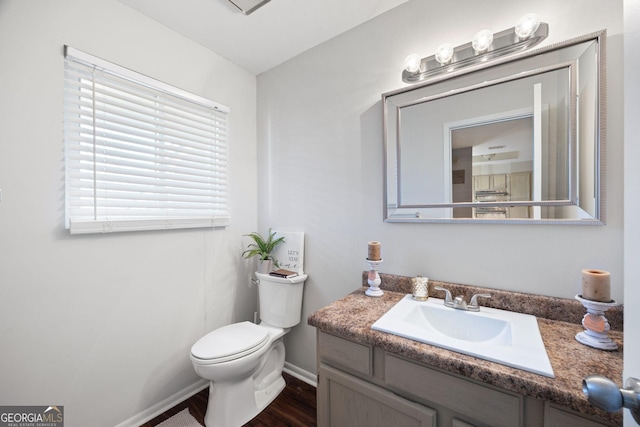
(382, 30, 606, 225)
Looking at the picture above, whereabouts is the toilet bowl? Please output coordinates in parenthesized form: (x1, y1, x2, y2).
(190, 272, 307, 427)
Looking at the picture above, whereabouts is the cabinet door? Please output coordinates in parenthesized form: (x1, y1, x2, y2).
(492, 174, 508, 190)
(510, 172, 531, 200)
(474, 175, 490, 191)
(544, 404, 610, 427)
(452, 419, 477, 427)
(318, 364, 436, 427)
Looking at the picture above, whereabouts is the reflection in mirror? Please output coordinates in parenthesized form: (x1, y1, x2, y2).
(452, 116, 535, 219)
(384, 31, 605, 224)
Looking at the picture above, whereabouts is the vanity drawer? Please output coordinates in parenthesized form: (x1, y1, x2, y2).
(318, 331, 372, 376)
(385, 354, 523, 427)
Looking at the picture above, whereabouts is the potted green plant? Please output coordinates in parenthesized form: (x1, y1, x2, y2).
(242, 229, 285, 273)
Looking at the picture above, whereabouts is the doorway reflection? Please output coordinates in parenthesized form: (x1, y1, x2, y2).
(451, 117, 533, 219)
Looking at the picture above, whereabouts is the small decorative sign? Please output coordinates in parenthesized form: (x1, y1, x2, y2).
(271, 231, 305, 274)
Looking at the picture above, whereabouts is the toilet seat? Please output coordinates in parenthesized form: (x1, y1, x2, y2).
(191, 321, 270, 364)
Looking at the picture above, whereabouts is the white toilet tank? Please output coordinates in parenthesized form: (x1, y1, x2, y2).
(255, 272, 307, 328)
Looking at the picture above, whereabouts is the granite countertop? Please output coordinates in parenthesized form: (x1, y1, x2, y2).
(308, 277, 624, 426)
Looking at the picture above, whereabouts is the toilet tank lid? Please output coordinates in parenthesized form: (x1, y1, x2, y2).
(255, 272, 308, 284)
(191, 321, 269, 360)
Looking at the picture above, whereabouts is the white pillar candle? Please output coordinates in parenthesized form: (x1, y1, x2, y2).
(581, 269, 611, 302)
(367, 241, 381, 261)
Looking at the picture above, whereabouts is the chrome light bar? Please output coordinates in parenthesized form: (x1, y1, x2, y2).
(402, 20, 548, 83)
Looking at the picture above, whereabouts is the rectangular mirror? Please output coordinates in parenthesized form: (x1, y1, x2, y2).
(383, 31, 605, 224)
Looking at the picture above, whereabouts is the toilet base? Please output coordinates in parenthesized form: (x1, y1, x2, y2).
(203, 374, 285, 427)
(255, 370, 286, 412)
(203, 340, 286, 427)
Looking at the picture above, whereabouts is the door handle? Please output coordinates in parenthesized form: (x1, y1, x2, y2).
(583, 375, 640, 423)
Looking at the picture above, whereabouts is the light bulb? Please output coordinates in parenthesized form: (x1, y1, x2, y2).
(472, 29, 494, 54)
(404, 53, 422, 74)
(515, 13, 541, 40)
(435, 43, 454, 65)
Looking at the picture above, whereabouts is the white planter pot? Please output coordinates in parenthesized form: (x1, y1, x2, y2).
(257, 259, 272, 274)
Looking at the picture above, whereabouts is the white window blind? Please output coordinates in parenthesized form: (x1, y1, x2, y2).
(63, 46, 230, 234)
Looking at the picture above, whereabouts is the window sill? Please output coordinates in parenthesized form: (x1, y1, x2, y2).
(68, 217, 230, 235)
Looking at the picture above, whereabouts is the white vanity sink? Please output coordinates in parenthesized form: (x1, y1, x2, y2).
(371, 295, 554, 377)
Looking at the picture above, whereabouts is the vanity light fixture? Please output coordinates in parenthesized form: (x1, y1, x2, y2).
(515, 13, 541, 40)
(403, 53, 422, 73)
(434, 43, 454, 65)
(472, 29, 494, 54)
(402, 13, 547, 83)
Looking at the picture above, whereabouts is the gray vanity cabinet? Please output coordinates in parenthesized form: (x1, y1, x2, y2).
(317, 331, 435, 427)
(316, 331, 615, 427)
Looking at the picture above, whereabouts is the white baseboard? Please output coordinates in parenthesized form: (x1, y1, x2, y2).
(284, 362, 317, 387)
(114, 378, 208, 427)
(115, 363, 315, 426)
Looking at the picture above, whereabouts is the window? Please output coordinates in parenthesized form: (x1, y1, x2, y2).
(63, 46, 230, 234)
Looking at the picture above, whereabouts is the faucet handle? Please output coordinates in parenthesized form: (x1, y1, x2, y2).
(433, 286, 453, 306)
(469, 293, 492, 310)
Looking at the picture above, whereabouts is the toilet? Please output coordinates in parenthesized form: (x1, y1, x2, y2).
(190, 271, 308, 427)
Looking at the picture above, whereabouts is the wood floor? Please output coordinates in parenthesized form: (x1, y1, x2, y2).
(140, 372, 317, 427)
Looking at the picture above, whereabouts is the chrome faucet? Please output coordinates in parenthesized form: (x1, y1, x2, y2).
(433, 286, 491, 312)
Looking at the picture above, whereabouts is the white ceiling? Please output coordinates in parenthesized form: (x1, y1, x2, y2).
(118, 0, 410, 75)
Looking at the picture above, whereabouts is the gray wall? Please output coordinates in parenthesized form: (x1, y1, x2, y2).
(257, 0, 624, 377)
(0, 1, 258, 425)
